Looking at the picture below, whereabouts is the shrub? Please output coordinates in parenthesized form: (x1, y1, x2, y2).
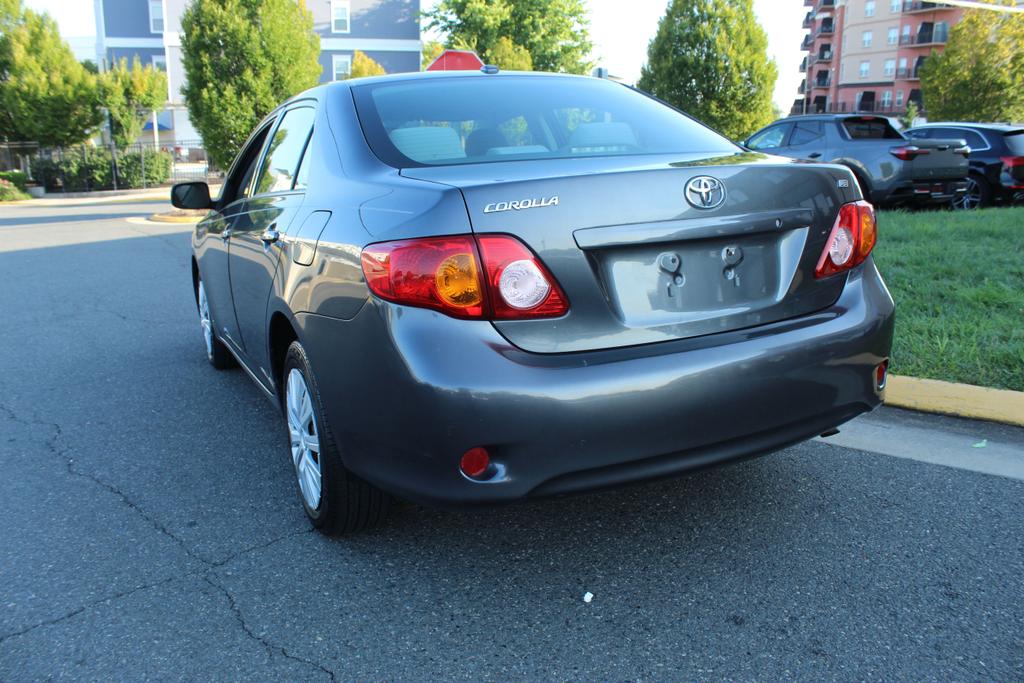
(0, 170, 28, 191)
(0, 178, 30, 201)
(31, 146, 172, 191)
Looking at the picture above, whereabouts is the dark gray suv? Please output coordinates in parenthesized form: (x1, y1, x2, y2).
(175, 72, 895, 533)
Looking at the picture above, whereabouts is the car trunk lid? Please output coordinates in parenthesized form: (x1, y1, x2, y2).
(402, 153, 857, 353)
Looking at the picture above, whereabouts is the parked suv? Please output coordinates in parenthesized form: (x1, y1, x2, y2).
(905, 123, 1024, 209)
(744, 114, 969, 208)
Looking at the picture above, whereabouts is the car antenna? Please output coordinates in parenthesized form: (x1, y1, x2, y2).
(481, 64, 499, 75)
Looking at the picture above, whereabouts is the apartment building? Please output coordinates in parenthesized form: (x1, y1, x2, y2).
(93, 0, 421, 143)
(795, 0, 964, 115)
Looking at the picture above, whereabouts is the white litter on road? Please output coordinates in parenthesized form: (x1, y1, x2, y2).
(583, 592, 594, 603)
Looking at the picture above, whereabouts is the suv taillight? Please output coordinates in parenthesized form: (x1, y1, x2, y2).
(815, 201, 877, 279)
(889, 145, 930, 161)
(1001, 156, 1024, 189)
(360, 234, 568, 320)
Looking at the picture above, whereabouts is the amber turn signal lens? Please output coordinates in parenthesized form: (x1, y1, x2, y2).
(435, 253, 482, 308)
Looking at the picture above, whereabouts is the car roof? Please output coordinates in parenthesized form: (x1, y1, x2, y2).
(909, 122, 1024, 132)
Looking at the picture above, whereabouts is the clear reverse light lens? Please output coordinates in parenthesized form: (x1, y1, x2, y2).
(829, 227, 854, 267)
(498, 259, 551, 309)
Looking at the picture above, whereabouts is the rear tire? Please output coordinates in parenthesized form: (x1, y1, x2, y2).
(283, 341, 390, 534)
(952, 174, 991, 210)
(196, 278, 234, 370)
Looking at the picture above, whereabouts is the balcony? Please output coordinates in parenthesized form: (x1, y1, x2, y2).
(805, 0, 814, 6)
(813, 76, 833, 89)
(799, 57, 807, 73)
(798, 81, 807, 95)
(899, 29, 949, 46)
(816, 23, 835, 37)
(896, 67, 922, 80)
(803, 11, 814, 29)
(903, 1, 955, 13)
(801, 34, 814, 50)
(818, 0, 836, 7)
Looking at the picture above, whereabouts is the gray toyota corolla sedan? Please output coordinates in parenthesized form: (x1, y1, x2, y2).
(174, 70, 894, 534)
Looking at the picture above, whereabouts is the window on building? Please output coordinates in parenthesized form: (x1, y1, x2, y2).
(882, 91, 893, 108)
(865, 1, 876, 17)
(896, 90, 904, 106)
(331, 1, 351, 33)
(902, 24, 911, 38)
(890, 0, 900, 12)
(884, 59, 896, 77)
(332, 54, 352, 81)
(888, 28, 899, 45)
(862, 31, 873, 48)
(860, 61, 870, 78)
(152, 55, 167, 71)
(149, 0, 164, 33)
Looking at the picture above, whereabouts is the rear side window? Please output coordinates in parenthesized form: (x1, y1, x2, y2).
(1003, 130, 1024, 155)
(842, 118, 903, 140)
(790, 120, 824, 145)
(351, 76, 739, 167)
(255, 106, 316, 194)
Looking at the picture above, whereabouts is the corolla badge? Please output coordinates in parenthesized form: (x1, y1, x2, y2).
(483, 196, 559, 213)
(684, 176, 727, 210)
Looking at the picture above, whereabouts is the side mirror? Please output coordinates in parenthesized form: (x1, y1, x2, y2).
(170, 181, 212, 210)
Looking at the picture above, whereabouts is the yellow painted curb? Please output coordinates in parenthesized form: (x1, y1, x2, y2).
(148, 212, 203, 224)
(885, 375, 1024, 427)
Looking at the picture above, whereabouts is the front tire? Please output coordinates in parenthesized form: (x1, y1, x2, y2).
(283, 341, 390, 534)
(196, 278, 233, 369)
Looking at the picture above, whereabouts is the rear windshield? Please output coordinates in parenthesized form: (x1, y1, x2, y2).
(1004, 130, 1024, 155)
(842, 117, 903, 140)
(351, 75, 739, 168)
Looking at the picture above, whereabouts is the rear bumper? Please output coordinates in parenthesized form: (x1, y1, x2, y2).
(883, 178, 969, 205)
(297, 259, 895, 507)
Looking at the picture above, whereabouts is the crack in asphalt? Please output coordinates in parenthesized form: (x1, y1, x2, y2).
(202, 576, 337, 682)
(0, 402, 332, 678)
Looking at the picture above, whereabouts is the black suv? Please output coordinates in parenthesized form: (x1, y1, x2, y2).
(906, 123, 1024, 209)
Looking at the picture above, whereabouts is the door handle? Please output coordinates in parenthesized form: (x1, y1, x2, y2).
(260, 227, 280, 245)
(807, 153, 822, 159)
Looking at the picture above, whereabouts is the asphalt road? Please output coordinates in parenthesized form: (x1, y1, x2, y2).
(1, 199, 1023, 681)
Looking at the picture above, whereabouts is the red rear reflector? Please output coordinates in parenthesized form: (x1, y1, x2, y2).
(815, 200, 877, 279)
(460, 447, 490, 478)
(875, 360, 889, 390)
(360, 234, 568, 320)
(889, 145, 930, 161)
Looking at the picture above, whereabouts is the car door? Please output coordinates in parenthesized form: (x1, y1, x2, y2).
(227, 104, 316, 384)
(786, 120, 829, 160)
(745, 122, 794, 155)
(198, 122, 274, 354)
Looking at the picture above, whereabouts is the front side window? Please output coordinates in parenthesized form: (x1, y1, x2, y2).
(333, 54, 352, 81)
(149, 0, 164, 33)
(352, 76, 740, 168)
(255, 107, 316, 195)
(224, 124, 273, 204)
(331, 0, 350, 33)
(860, 61, 870, 78)
(747, 124, 792, 150)
(865, 1, 876, 17)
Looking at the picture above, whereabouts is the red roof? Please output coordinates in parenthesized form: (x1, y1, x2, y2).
(425, 50, 485, 72)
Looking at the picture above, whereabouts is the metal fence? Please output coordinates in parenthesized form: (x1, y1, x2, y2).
(0, 138, 221, 193)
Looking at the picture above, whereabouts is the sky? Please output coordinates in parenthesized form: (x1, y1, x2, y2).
(26, 0, 806, 111)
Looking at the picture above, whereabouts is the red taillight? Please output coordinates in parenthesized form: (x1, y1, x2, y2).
(360, 234, 568, 320)
(889, 145, 930, 161)
(1001, 156, 1024, 189)
(815, 200, 877, 279)
(1001, 156, 1024, 168)
(875, 360, 889, 390)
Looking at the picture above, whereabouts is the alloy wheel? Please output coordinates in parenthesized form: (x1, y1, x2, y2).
(953, 178, 982, 210)
(197, 281, 214, 358)
(286, 368, 322, 510)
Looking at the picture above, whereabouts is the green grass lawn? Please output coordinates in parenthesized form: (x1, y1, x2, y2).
(872, 207, 1024, 392)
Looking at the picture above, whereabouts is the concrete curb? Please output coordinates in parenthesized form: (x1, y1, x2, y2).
(885, 375, 1024, 427)
(148, 212, 203, 224)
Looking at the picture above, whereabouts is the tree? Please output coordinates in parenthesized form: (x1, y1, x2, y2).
(350, 50, 386, 79)
(0, 4, 103, 145)
(181, 0, 321, 169)
(899, 100, 920, 130)
(100, 57, 168, 148)
(487, 36, 533, 71)
(637, 0, 777, 141)
(423, 0, 592, 74)
(421, 40, 445, 70)
(919, 2, 1024, 123)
